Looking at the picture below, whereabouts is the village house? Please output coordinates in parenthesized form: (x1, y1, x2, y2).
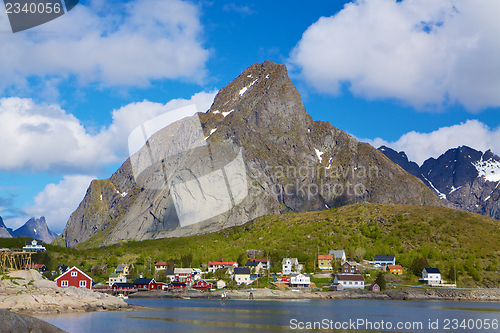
(334, 274, 365, 289)
(111, 282, 135, 293)
(55, 267, 93, 290)
(115, 264, 134, 276)
(371, 255, 396, 267)
(168, 282, 186, 290)
(244, 260, 264, 275)
(329, 283, 344, 291)
(369, 283, 380, 292)
(192, 280, 214, 290)
(22, 240, 46, 252)
(329, 250, 347, 262)
(165, 269, 175, 282)
(174, 268, 193, 285)
(91, 265, 107, 275)
(108, 272, 127, 286)
(207, 261, 238, 273)
(133, 278, 160, 291)
(154, 262, 168, 271)
(341, 261, 360, 274)
(247, 258, 270, 270)
(21, 264, 47, 273)
(216, 280, 227, 289)
(387, 264, 403, 275)
(233, 267, 251, 284)
(318, 254, 333, 270)
(282, 258, 303, 275)
(289, 273, 311, 288)
(420, 267, 442, 285)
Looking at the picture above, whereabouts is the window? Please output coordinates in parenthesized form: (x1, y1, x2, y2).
(71, 271, 77, 277)
(61, 280, 68, 287)
(79, 280, 86, 288)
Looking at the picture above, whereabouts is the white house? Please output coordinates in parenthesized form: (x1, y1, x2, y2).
(23, 240, 46, 252)
(290, 273, 311, 288)
(329, 250, 346, 262)
(371, 255, 396, 266)
(420, 267, 442, 285)
(282, 258, 303, 275)
(233, 268, 251, 284)
(207, 261, 238, 273)
(334, 274, 365, 289)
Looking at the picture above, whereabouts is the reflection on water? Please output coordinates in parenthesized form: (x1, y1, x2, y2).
(35, 298, 500, 333)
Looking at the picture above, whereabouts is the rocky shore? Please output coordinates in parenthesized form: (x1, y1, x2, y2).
(0, 270, 136, 314)
(129, 286, 500, 302)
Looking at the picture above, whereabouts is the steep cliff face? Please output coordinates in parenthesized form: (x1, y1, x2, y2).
(0, 217, 12, 238)
(57, 61, 442, 248)
(379, 145, 500, 220)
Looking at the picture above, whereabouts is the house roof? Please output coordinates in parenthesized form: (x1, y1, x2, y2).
(133, 278, 154, 285)
(174, 268, 193, 274)
(290, 273, 310, 277)
(115, 264, 131, 272)
(112, 283, 134, 288)
(318, 255, 333, 260)
(329, 250, 345, 259)
(55, 266, 93, 282)
(21, 264, 46, 269)
(91, 265, 106, 270)
(234, 267, 251, 275)
(387, 265, 403, 270)
(335, 274, 365, 281)
(208, 261, 236, 265)
(170, 282, 187, 286)
(374, 255, 396, 261)
(165, 270, 175, 275)
(109, 273, 121, 277)
(282, 258, 299, 265)
(249, 258, 269, 263)
(155, 262, 167, 266)
(424, 267, 441, 274)
(244, 261, 261, 267)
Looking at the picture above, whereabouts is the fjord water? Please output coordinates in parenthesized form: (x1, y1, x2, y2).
(37, 298, 500, 332)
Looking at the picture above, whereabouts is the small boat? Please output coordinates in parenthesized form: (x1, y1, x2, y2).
(117, 294, 129, 300)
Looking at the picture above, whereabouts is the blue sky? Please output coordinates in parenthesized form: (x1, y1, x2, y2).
(1, 0, 500, 233)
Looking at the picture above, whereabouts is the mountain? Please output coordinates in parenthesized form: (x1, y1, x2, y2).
(10, 217, 58, 243)
(56, 61, 442, 248)
(378, 145, 500, 220)
(0, 216, 12, 238)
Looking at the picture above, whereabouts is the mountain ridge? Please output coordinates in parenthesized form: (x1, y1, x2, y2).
(0, 216, 58, 243)
(378, 145, 500, 220)
(56, 61, 442, 248)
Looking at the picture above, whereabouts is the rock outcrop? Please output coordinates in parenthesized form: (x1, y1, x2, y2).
(0, 309, 66, 333)
(57, 61, 442, 248)
(10, 217, 58, 243)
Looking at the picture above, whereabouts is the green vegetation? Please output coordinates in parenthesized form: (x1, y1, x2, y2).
(2, 202, 500, 287)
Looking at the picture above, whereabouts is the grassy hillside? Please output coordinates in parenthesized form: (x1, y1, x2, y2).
(2, 203, 499, 287)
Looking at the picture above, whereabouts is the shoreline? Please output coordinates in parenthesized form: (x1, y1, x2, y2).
(0, 270, 144, 315)
(128, 287, 500, 303)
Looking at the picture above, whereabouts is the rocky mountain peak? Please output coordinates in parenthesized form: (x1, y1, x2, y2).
(207, 60, 312, 136)
(11, 216, 58, 243)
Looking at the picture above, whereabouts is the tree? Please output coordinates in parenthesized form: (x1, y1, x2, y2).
(181, 253, 193, 268)
(446, 265, 458, 283)
(412, 256, 429, 277)
(237, 253, 248, 267)
(374, 272, 387, 291)
(354, 248, 366, 262)
(214, 268, 228, 281)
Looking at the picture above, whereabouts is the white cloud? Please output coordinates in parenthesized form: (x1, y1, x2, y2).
(23, 175, 96, 234)
(0, 0, 209, 90)
(364, 120, 500, 165)
(290, 0, 500, 111)
(222, 3, 256, 15)
(0, 90, 217, 172)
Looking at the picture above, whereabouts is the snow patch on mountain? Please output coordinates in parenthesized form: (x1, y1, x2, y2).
(314, 148, 324, 163)
(472, 157, 500, 182)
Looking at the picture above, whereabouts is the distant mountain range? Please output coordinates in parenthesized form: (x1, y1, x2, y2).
(0, 216, 58, 243)
(55, 60, 442, 248)
(378, 145, 500, 220)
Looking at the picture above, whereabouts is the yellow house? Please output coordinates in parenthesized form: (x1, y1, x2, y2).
(318, 255, 333, 270)
(387, 264, 403, 275)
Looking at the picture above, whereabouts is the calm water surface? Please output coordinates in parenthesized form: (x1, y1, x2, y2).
(36, 298, 500, 332)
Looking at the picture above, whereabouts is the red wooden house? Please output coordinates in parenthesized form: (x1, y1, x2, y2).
(133, 278, 160, 290)
(111, 283, 136, 292)
(55, 266, 93, 290)
(192, 280, 214, 290)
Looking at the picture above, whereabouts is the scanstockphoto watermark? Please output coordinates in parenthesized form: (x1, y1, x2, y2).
(248, 163, 379, 200)
(290, 318, 424, 331)
(3, 0, 79, 33)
